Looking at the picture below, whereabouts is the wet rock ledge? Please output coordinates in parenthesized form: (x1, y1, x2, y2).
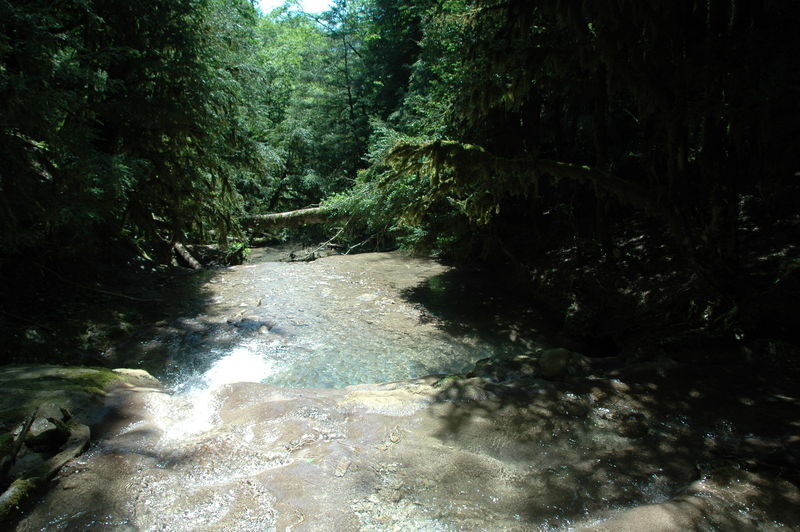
(5, 358, 800, 531)
(0, 364, 161, 525)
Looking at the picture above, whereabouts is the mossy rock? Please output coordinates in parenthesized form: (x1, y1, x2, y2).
(0, 365, 151, 527)
(0, 364, 158, 430)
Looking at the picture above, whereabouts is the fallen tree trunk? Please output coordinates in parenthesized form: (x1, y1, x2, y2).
(245, 207, 340, 229)
(0, 423, 90, 525)
(173, 242, 202, 270)
(0, 408, 37, 488)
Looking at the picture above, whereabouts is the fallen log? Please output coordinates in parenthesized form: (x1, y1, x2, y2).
(173, 242, 202, 270)
(244, 207, 339, 229)
(0, 423, 90, 525)
(0, 408, 37, 488)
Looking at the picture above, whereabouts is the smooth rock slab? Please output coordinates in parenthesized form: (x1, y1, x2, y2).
(14, 376, 800, 531)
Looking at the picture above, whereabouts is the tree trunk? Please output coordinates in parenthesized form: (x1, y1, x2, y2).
(173, 242, 202, 270)
(244, 207, 340, 229)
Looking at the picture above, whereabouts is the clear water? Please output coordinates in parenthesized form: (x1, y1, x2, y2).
(133, 250, 547, 391)
(18, 251, 799, 532)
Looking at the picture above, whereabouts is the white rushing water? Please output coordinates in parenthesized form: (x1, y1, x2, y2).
(202, 340, 280, 387)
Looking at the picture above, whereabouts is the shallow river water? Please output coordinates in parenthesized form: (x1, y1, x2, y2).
(14, 250, 800, 531)
(136, 249, 546, 391)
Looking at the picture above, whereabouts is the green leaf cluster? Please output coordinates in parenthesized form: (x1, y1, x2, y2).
(350, 0, 800, 277)
(0, 0, 269, 266)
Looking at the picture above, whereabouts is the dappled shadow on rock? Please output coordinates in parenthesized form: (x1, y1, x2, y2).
(422, 357, 800, 530)
(12, 365, 800, 531)
(400, 267, 555, 353)
(8, 250, 800, 530)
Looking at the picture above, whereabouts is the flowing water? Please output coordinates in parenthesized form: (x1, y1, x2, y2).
(134, 249, 546, 392)
(14, 250, 800, 531)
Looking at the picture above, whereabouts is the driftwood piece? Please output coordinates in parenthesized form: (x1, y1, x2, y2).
(35, 423, 90, 479)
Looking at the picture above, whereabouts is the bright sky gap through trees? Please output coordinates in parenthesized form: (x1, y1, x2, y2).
(258, 0, 333, 14)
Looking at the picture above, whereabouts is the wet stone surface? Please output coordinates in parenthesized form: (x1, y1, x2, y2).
(15, 375, 800, 531)
(10, 251, 800, 530)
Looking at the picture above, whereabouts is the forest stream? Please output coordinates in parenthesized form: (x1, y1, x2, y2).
(9, 250, 800, 531)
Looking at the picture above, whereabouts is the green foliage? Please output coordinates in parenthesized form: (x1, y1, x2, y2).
(3, 0, 796, 338)
(243, 5, 368, 217)
(360, 0, 800, 282)
(0, 0, 268, 268)
(244, 0, 427, 226)
(324, 124, 478, 255)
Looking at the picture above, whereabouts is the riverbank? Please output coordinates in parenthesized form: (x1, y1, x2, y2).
(2, 247, 800, 529)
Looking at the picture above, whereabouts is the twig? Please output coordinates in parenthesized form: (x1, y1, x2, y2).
(346, 235, 373, 254)
(0, 408, 37, 487)
(33, 263, 163, 303)
(313, 221, 350, 255)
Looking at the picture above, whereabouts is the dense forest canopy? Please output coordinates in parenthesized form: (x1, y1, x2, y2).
(1, 0, 798, 346)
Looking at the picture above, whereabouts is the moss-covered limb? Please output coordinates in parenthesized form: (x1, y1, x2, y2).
(0, 422, 90, 526)
(0, 477, 42, 525)
(534, 159, 655, 213)
(386, 139, 667, 222)
(533, 159, 693, 247)
(384, 139, 701, 256)
(0, 408, 37, 485)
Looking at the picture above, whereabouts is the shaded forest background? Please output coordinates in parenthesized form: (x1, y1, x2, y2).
(1, 0, 799, 361)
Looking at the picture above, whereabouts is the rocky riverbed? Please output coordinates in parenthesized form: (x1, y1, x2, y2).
(9, 363, 800, 531)
(109, 249, 550, 390)
(3, 250, 800, 530)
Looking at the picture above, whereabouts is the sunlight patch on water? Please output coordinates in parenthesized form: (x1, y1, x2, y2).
(202, 340, 278, 388)
(146, 252, 548, 392)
